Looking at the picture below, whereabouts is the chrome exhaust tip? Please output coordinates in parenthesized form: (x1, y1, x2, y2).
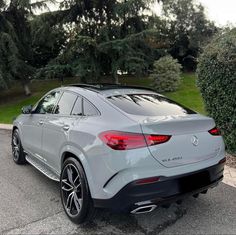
(130, 205, 157, 214)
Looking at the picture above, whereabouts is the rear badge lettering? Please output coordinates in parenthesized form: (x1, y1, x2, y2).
(162, 156, 182, 162)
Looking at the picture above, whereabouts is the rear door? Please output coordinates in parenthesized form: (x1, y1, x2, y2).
(41, 91, 80, 172)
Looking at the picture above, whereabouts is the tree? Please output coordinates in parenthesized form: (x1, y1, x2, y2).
(39, 0, 215, 81)
(39, 0, 170, 83)
(98, 29, 167, 83)
(0, 0, 218, 90)
(161, 0, 218, 71)
(0, 0, 57, 95)
(31, 13, 67, 68)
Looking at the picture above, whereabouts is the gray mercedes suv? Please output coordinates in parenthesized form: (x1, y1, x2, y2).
(12, 84, 225, 224)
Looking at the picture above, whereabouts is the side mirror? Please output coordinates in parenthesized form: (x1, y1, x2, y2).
(22, 105, 33, 114)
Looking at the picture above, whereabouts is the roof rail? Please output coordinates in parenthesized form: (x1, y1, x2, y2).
(69, 83, 156, 92)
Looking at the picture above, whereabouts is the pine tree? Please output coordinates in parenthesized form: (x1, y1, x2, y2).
(40, 0, 169, 83)
(0, 0, 56, 94)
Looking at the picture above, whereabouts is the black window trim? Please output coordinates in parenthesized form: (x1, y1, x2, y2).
(48, 89, 101, 117)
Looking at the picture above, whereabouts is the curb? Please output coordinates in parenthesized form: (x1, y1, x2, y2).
(223, 165, 236, 188)
(0, 124, 13, 130)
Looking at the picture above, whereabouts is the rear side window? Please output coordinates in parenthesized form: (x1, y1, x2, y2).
(107, 94, 195, 116)
(71, 96, 83, 116)
(54, 92, 77, 115)
(71, 97, 99, 116)
(83, 99, 99, 116)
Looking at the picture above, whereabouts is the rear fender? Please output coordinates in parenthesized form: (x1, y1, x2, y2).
(60, 145, 96, 197)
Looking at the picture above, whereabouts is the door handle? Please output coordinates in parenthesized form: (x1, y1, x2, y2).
(38, 120, 44, 125)
(62, 125, 70, 131)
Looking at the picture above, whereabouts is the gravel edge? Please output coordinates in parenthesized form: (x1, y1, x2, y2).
(226, 153, 236, 169)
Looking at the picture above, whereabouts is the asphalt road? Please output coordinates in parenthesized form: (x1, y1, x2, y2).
(0, 129, 236, 234)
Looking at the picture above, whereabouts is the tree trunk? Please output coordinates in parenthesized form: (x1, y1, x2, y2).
(23, 83, 31, 96)
(113, 71, 119, 84)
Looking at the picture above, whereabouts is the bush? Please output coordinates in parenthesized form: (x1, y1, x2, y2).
(197, 29, 236, 154)
(150, 55, 182, 92)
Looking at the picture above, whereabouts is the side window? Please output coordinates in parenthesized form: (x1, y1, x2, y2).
(71, 96, 83, 116)
(83, 99, 99, 116)
(34, 91, 61, 114)
(54, 92, 77, 115)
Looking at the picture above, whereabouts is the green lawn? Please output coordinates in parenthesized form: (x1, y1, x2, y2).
(164, 73, 205, 114)
(0, 73, 205, 124)
(0, 79, 79, 124)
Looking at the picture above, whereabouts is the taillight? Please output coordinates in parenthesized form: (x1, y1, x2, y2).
(99, 131, 146, 150)
(99, 131, 171, 150)
(144, 134, 171, 146)
(208, 127, 221, 136)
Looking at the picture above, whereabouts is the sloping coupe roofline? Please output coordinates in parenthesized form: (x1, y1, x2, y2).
(68, 83, 157, 93)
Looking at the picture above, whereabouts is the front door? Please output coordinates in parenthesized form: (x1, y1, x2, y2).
(22, 90, 61, 161)
(21, 114, 45, 159)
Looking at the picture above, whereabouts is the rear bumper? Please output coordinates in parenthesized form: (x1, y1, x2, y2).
(93, 161, 224, 212)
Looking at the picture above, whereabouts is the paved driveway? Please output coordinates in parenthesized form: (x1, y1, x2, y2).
(0, 129, 236, 234)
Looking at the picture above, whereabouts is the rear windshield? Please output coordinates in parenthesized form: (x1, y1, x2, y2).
(107, 94, 195, 116)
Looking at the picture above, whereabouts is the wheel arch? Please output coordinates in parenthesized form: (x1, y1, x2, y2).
(60, 149, 96, 198)
(12, 126, 18, 132)
(12, 126, 18, 138)
(61, 152, 84, 171)
(12, 125, 22, 141)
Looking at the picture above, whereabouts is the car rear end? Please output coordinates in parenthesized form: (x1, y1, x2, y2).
(92, 89, 225, 213)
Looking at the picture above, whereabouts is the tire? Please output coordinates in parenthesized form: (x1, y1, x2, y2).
(60, 157, 97, 224)
(12, 129, 27, 165)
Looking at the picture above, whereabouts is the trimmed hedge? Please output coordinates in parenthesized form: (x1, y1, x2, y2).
(150, 55, 182, 93)
(197, 29, 236, 154)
